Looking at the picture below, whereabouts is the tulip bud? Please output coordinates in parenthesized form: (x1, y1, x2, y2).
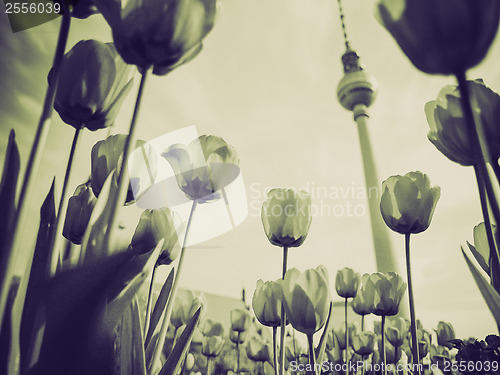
(361, 272, 406, 316)
(246, 337, 271, 362)
(202, 319, 225, 337)
(252, 279, 283, 328)
(374, 0, 500, 75)
(50, 40, 133, 131)
(351, 287, 371, 317)
(171, 289, 206, 328)
(435, 321, 455, 349)
(380, 171, 440, 235)
(91, 135, 158, 203)
(93, 0, 221, 75)
(63, 182, 97, 244)
(335, 267, 360, 299)
(161, 135, 239, 203)
(261, 188, 312, 248)
(351, 331, 375, 356)
(229, 329, 247, 344)
(131, 208, 180, 262)
(230, 309, 251, 333)
(385, 317, 407, 348)
(335, 322, 358, 351)
(185, 353, 195, 371)
(202, 335, 224, 357)
(281, 268, 330, 335)
(425, 80, 500, 166)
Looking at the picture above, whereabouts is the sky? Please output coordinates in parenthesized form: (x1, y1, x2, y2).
(2, 0, 500, 340)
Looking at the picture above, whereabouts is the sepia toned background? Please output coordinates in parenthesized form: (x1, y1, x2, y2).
(1, 0, 500, 339)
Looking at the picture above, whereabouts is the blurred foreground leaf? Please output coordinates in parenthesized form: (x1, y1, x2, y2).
(20, 179, 57, 371)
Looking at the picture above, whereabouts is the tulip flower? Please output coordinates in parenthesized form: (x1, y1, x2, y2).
(171, 289, 206, 328)
(426, 80, 500, 167)
(335, 322, 358, 351)
(91, 134, 158, 203)
(229, 329, 247, 344)
(252, 279, 283, 328)
(50, 40, 133, 131)
(351, 288, 371, 329)
(374, 0, 500, 75)
(246, 337, 271, 362)
(93, 0, 221, 75)
(351, 332, 375, 357)
(385, 317, 407, 348)
(162, 135, 239, 203)
(62, 182, 97, 245)
(336, 267, 360, 299)
(435, 322, 455, 349)
(380, 171, 440, 235)
(71, 0, 98, 19)
(131, 208, 181, 263)
(230, 308, 251, 333)
(281, 268, 330, 336)
(361, 273, 406, 317)
(202, 335, 224, 357)
(202, 319, 224, 337)
(261, 188, 312, 248)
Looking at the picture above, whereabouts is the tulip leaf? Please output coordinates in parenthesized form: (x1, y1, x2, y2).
(462, 247, 500, 331)
(467, 241, 490, 275)
(315, 301, 333, 361)
(158, 307, 202, 375)
(145, 267, 174, 347)
(27, 250, 138, 375)
(115, 296, 147, 375)
(0, 276, 20, 375)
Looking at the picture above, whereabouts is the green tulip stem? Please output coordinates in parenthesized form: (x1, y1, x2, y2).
(456, 71, 500, 235)
(105, 67, 151, 252)
(361, 355, 366, 375)
(144, 263, 158, 334)
(49, 126, 83, 276)
(381, 315, 387, 375)
(474, 163, 500, 289)
(405, 233, 421, 375)
(279, 245, 288, 375)
(345, 297, 349, 374)
(236, 332, 241, 373)
(307, 333, 318, 375)
(0, 10, 72, 334)
(206, 356, 214, 375)
(272, 326, 278, 375)
(361, 315, 365, 332)
(148, 200, 197, 374)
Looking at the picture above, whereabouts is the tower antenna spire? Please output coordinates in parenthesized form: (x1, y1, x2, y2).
(337, 0, 350, 50)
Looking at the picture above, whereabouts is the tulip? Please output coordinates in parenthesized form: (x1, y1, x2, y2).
(131, 208, 180, 262)
(335, 322, 358, 351)
(246, 337, 271, 362)
(351, 332, 375, 357)
(380, 171, 440, 235)
(252, 280, 283, 328)
(230, 308, 251, 333)
(361, 273, 406, 317)
(70, 0, 99, 19)
(425, 80, 500, 167)
(50, 40, 133, 131)
(94, 0, 221, 75)
(229, 329, 247, 344)
(171, 289, 206, 328)
(62, 182, 97, 245)
(435, 322, 455, 349)
(161, 135, 239, 203)
(336, 267, 360, 299)
(202, 319, 224, 337)
(185, 353, 195, 372)
(281, 268, 330, 335)
(91, 134, 158, 203)
(261, 188, 312, 248)
(374, 0, 500, 75)
(351, 288, 371, 318)
(202, 335, 224, 357)
(385, 317, 407, 348)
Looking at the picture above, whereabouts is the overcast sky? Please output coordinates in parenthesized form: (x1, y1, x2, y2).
(2, 0, 500, 340)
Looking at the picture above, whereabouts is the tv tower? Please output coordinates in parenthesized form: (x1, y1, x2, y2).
(335, 0, 400, 275)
